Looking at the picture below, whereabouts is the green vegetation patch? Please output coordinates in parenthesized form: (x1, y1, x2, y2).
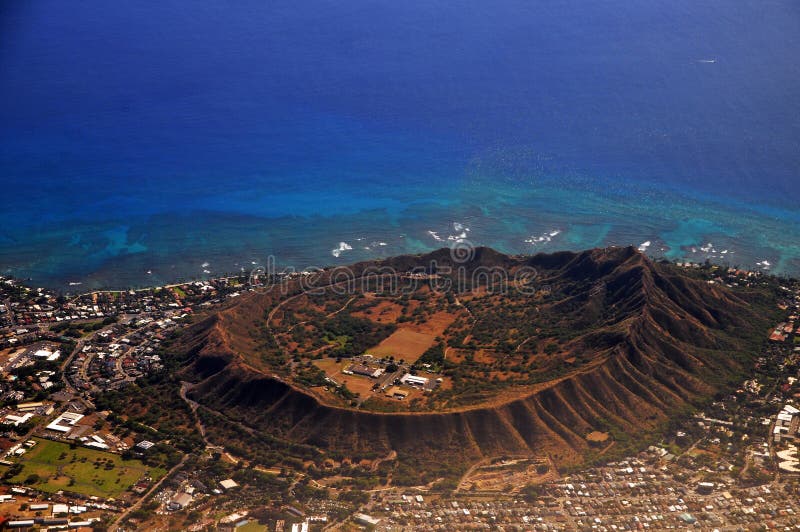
(320, 314, 396, 358)
(234, 522, 268, 532)
(172, 286, 187, 298)
(5, 437, 166, 498)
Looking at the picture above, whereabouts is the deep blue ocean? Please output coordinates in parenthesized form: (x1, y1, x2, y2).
(1, 0, 799, 290)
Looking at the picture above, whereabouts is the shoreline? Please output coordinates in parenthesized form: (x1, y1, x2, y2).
(3, 172, 800, 292)
(1, 249, 795, 305)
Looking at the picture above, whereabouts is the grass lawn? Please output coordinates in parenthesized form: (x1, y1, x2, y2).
(313, 357, 348, 377)
(172, 286, 187, 298)
(5, 437, 166, 498)
(235, 522, 268, 532)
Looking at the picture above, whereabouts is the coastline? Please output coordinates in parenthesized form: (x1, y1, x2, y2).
(0, 249, 792, 309)
(3, 177, 800, 293)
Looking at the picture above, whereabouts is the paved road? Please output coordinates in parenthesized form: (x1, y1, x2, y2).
(2, 298, 15, 327)
(110, 454, 189, 530)
(60, 331, 100, 409)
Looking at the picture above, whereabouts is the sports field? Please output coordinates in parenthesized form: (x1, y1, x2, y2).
(4, 437, 166, 498)
(367, 328, 436, 363)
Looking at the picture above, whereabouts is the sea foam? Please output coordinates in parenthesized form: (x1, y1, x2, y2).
(331, 242, 353, 258)
(525, 229, 561, 246)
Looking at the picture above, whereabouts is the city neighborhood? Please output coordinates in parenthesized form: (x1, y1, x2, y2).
(0, 262, 797, 531)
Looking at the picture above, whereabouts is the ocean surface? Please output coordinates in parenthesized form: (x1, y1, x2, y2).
(1, 0, 799, 291)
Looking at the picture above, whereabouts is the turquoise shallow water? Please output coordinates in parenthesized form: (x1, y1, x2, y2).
(3, 175, 798, 292)
(1, 0, 799, 290)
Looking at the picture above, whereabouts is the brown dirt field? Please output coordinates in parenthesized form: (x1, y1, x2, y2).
(313, 358, 347, 378)
(404, 310, 459, 336)
(459, 457, 555, 493)
(0, 347, 25, 368)
(362, 395, 406, 411)
(313, 358, 379, 397)
(399, 386, 425, 402)
(437, 376, 453, 390)
(351, 299, 404, 323)
(688, 448, 719, 458)
(586, 431, 610, 443)
(367, 328, 437, 363)
(339, 374, 379, 397)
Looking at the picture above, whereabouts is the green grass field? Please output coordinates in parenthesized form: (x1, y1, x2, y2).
(5, 437, 167, 498)
(235, 522, 268, 532)
(172, 286, 187, 298)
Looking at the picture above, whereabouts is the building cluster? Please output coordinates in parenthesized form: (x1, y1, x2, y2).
(65, 318, 172, 394)
(770, 320, 797, 343)
(773, 403, 800, 474)
(0, 274, 251, 349)
(366, 448, 799, 531)
(0, 343, 61, 373)
(0, 278, 62, 332)
(343, 363, 384, 379)
(323, 353, 441, 404)
(0, 483, 120, 529)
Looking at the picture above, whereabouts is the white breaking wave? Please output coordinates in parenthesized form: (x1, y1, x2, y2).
(331, 242, 353, 258)
(699, 242, 714, 253)
(638, 241, 652, 252)
(363, 241, 387, 251)
(429, 222, 471, 243)
(448, 222, 470, 242)
(525, 229, 561, 246)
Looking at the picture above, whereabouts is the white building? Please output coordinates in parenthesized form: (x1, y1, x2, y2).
(46, 412, 84, 433)
(52, 503, 69, 515)
(33, 349, 60, 361)
(3, 413, 33, 426)
(219, 478, 239, 490)
(400, 374, 429, 387)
